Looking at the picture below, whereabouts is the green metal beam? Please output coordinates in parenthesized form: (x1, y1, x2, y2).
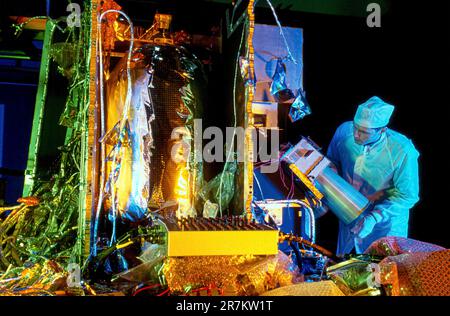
(22, 20, 56, 197)
(0, 54, 31, 60)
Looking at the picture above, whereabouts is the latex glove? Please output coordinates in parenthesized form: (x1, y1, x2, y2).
(351, 213, 377, 239)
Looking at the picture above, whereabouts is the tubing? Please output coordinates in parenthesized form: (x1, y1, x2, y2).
(257, 199, 315, 243)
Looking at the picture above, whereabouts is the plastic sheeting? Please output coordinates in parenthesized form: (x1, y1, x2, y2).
(105, 60, 153, 222)
(380, 250, 450, 296)
(327, 258, 381, 296)
(199, 161, 237, 214)
(269, 58, 289, 98)
(365, 237, 449, 296)
(112, 243, 166, 285)
(104, 44, 206, 221)
(288, 89, 311, 123)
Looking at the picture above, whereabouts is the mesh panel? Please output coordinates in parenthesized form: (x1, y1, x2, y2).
(261, 280, 345, 296)
(365, 236, 446, 257)
(148, 47, 190, 203)
(380, 250, 450, 296)
(366, 237, 450, 296)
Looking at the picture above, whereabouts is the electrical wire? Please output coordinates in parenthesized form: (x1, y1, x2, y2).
(279, 165, 289, 190)
(132, 284, 161, 296)
(279, 232, 334, 259)
(253, 172, 264, 200)
(287, 169, 295, 199)
(264, 0, 297, 64)
(157, 288, 170, 296)
(95, 9, 135, 250)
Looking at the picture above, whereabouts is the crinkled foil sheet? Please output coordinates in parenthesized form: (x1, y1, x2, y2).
(0, 260, 67, 296)
(163, 251, 300, 295)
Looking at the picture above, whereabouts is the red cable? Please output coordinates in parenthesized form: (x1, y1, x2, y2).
(280, 166, 289, 190)
(132, 284, 160, 296)
(156, 289, 170, 296)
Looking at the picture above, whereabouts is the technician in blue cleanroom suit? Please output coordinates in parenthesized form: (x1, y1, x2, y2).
(324, 96, 420, 255)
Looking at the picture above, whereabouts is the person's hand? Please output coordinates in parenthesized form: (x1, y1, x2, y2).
(351, 214, 377, 239)
(313, 204, 329, 219)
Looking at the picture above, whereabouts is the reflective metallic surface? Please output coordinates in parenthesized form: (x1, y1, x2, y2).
(105, 44, 206, 221)
(315, 167, 369, 224)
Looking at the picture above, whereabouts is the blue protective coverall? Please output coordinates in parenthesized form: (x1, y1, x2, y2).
(327, 121, 420, 255)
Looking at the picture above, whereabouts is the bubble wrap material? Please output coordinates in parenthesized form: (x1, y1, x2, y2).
(163, 251, 300, 296)
(363, 237, 449, 296)
(364, 237, 446, 257)
(261, 280, 345, 296)
(379, 250, 450, 296)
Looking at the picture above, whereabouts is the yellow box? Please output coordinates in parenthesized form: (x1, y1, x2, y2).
(167, 229, 279, 257)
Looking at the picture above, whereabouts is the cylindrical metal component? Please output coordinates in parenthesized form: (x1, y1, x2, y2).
(315, 167, 370, 224)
